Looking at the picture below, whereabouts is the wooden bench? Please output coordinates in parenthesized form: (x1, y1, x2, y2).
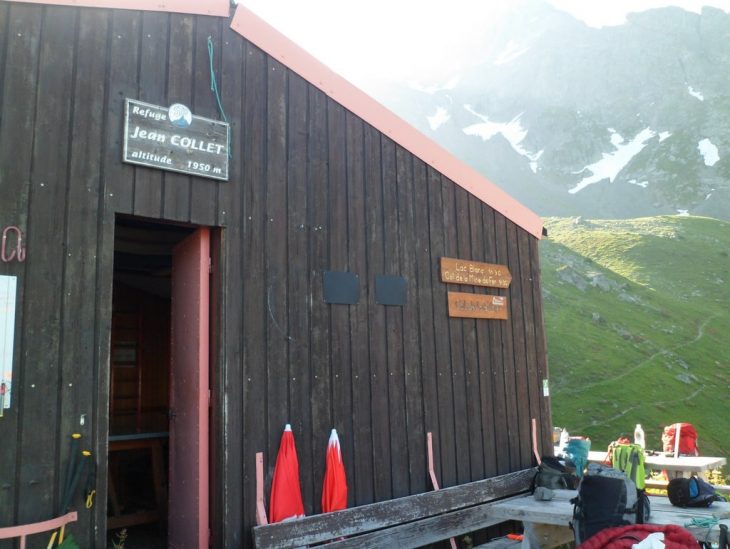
(252, 468, 535, 549)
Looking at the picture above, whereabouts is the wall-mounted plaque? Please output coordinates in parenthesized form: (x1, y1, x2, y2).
(440, 257, 511, 288)
(375, 275, 407, 306)
(123, 98, 229, 181)
(447, 291, 508, 320)
(323, 271, 360, 305)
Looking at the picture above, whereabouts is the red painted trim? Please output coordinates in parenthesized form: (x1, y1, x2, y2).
(3, 0, 229, 17)
(230, 6, 543, 239)
(0, 511, 77, 539)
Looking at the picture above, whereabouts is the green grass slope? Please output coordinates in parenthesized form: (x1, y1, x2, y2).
(541, 216, 730, 456)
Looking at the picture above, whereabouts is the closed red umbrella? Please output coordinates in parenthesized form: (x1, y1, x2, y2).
(321, 429, 347, 513)
(269, 424, 305, 523)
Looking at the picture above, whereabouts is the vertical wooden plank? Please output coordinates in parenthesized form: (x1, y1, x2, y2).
(104, 9, 140, 215)
(326, 100, 355, 506)
(345, 112, 373, 505)
(470, 196, 498, 478)
(518, 229, 544, 460)
(455, 187, 484, 482)
(412, 159, 439, 486)
(494, 213, 520, 472)
(530, 236, 553, 454)
(427, 169, 456, 488)
(190, 15, 221, 225)
(241, 41, 267, 545)
(505, 222, 532, 467)
(0, 3, 41, 534)
(395, 148, 426, 495)
(17, 5, 75, 525)
(58, 9, 109, 544)
(217, 23, 244, 549)
(264, 55, 289, 490)
(307, 85, 331, 514)
(482, 205, 510, 474)
(363, 124, 389, 502)
(0, 4, 9, 113)
(132, 11, 167, 218)
(441, 179, 470, 485)
(381, 137, 408, 498)
(162, 13, 193, 221)
(286, 72, 313, 512)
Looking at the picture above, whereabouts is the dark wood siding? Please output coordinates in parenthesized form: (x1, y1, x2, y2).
(0, 4, 551, 548)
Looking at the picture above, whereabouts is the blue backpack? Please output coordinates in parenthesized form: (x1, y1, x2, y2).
(668, 476, 724, 507)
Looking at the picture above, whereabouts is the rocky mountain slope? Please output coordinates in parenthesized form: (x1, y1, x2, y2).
(371, 1, 730, 220)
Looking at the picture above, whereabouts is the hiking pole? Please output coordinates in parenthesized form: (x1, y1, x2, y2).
(58, 450, 91, 544)
(61, 434, 81, 514)
(49, 433, 83, 547)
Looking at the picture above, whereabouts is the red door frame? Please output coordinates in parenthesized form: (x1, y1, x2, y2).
(169, 227, 210, 548)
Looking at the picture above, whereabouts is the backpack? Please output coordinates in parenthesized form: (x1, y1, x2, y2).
(662, 423, 699, 456)
(610, 443, 646, 490)
(667, 476, 724, 507)
(532, 456, 579, 492)
(571, 463, 650, 545)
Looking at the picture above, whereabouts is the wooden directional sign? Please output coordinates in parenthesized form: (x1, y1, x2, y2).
(448, 292, 509, 320)
(123, 98, 229, 181)
(440, 257, 512, 288)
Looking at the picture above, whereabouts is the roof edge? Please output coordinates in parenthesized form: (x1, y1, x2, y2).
(3, 0, 230, 17)
(230, 6, 543, 239)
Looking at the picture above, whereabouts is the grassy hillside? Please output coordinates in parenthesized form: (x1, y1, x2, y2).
(541, 216, 730, 457)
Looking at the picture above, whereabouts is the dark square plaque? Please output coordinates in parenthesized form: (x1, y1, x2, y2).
(323, 271, 360, 305)
(375, 275, 407, 306)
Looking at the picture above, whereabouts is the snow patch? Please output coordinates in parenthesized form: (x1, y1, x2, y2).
(463, 105, 542, 170)
(677, 210, 690, 216)
(494, 40, 529, 65)
(569, 128, 656, 194)
(427, 107, 450, 131)
(658, 131, 672, 142)
(628, 179, 649, 188)
(698, 138, 719, 166)
(687, 86, 704, 101)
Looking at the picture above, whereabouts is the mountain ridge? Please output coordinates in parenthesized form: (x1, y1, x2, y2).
(368, 2, 730, 221)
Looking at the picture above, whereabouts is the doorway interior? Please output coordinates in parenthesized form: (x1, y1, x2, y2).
(107, 215, 212, 547)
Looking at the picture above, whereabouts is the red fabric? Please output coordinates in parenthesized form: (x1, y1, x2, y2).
(662, 423, 699, 455)
(269, 425, 305, 523)
(578, 524, 699, 549)
(321, 429, 348, 513)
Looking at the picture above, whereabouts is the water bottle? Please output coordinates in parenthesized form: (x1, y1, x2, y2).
(634, 424, 645, 449)
(559, 429, 570, 453)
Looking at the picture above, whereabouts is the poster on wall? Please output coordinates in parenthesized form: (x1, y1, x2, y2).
(0, 275, 17, 413)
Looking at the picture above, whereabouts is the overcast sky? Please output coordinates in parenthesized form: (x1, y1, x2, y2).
(241, 0, 730, 85)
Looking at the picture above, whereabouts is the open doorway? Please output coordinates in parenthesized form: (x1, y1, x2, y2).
(107, 216, 211, 548)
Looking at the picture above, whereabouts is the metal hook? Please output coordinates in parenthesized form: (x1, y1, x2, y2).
(1, 226, 26, 263)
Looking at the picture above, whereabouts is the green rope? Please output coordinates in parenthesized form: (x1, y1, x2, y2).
(207, 36, 232, 158)
(684, 516, 720, 544)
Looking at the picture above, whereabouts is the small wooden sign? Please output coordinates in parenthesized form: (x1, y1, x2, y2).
(447, 291, 509, 320)
(440, 257, 511, 288)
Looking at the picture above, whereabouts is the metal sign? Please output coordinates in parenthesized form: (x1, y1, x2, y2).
(440, 257, 512, 288)
(123, 98, 229, 181)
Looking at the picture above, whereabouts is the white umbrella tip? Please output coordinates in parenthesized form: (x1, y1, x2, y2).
(284, 424, 292, 431)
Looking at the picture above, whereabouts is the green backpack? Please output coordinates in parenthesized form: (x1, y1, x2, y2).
(610, 443, 646, 490)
